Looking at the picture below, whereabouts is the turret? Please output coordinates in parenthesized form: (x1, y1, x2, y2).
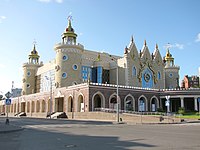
(61, 16, 77, 45)
(22, 44, 42, 95)
(164, 48, 180, 89)
(164, 48, 174, 67)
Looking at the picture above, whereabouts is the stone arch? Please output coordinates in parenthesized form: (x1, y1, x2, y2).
(150, 96, 159, 112)
(138, 95, 148, 111)
(77, 93, 84, 112)
(27, 101, 30, 113)
(124, 94, 135, 111)
(31, 101, 35, 113)
(67, 96, 73, 112)
(41, 100, 46, 112)
(109, 93, 121, 110)
(92, 91, 105, 111)
(36, 100, 40, 113)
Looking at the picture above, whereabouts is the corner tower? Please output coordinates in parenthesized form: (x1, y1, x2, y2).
(22, 44, 42, 95)
(164, 48, 180, 89)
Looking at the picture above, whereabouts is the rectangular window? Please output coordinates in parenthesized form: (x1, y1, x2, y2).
(82, 66, 92, 82)
(97, 66, 102, 83)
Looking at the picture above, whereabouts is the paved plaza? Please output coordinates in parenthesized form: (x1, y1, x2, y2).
(0, 117, 200, 150)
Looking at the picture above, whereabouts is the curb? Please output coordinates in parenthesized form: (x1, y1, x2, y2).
(0, 125, 24, 134)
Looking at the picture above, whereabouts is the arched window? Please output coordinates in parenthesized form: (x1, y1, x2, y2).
(132, 66, 136, 77)
(158, 71, 161, 80)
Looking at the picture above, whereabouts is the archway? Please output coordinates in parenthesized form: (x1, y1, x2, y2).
(150, 97, 159, 112)
(92, 92, 105, 111)
(41, 100, 45, 112)
(68, 96, 73, 112)
(36, 100, 40, 113)
(124, 95, 135, 111)
(110, 96, 117, 109)
(55, 97, 64, 112)
(27, 102, 30, 113)
(77, 95, 84, 112)
(138, 96, 147, 112)
(31, 101, 35, 113)
(21, 102, 26, 112)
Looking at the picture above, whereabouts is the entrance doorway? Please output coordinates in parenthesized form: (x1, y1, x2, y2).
(56, 98, 64, 112)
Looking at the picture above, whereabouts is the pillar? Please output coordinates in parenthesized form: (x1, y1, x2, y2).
(180, 97, 184, 108)
(194, 97, 198, 111)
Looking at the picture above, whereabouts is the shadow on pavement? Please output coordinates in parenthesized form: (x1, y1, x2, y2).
(0, 125, 156, 150)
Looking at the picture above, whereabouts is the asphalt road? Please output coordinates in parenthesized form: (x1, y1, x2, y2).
(0, 117, 200, 150)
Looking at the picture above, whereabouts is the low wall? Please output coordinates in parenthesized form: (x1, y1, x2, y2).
(7, 111, 180, 124)
(66, 112, 180, 124)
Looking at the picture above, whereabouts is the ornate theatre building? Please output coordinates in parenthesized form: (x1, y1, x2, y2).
(1, 18, 200, 118)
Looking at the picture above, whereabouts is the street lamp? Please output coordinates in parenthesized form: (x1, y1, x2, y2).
(45, 75, 52, 119)
(110, 56, 119, 123)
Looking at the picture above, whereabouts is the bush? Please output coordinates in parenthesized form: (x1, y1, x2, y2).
(157, 107, 164, 112)
(178, 107, 185, 115)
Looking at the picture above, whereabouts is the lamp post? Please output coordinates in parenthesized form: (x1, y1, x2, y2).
(45, 75, 52, 119)
(110, 56, 119, 123)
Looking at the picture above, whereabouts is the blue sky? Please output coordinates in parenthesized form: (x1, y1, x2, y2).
(0, 0, 200, 94)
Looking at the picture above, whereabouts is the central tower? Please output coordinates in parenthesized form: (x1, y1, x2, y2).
(54, 17, 84, 88)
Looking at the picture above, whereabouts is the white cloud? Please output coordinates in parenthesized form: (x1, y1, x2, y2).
(38, 0, 64, 3)
(55, 0, 63, 3)
(0, 16, 6, 23)
(174, 43, 184, 49)
(195, 33, 200, 42)
(163, 43, 184, 50)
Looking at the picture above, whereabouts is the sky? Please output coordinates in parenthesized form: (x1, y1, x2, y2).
(0, 0, 200, 95)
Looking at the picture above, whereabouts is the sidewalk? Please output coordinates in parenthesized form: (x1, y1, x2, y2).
(0, 118, 23, 133)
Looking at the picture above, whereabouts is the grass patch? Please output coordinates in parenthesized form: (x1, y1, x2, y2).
(178, 112, 200, 119)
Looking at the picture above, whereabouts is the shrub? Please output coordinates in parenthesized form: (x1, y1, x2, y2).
(178, 107, 185, 115)
(157, 107, 164, 112)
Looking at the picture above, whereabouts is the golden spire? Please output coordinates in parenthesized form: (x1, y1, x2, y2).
(144, 40, 147, 46)
(156, 43, 158, 50)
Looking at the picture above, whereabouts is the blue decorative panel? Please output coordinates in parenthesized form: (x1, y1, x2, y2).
(81, 66, 92, 82)
(97, 66, 102, 83)
(142, 68, 153, 88)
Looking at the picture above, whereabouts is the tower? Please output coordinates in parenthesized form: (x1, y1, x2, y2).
(54, 17, 83, 88)
(164, 48, 180, 89)
(22, 44, 42, 95)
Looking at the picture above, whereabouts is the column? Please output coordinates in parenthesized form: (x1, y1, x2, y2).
(194, 97, 198, 111)
(180, 97, 184, 108)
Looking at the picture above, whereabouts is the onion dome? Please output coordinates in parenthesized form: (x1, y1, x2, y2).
(65, 19, 75, 32)
(62, 16, 77, 45)
(28, 44, 40, 64)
